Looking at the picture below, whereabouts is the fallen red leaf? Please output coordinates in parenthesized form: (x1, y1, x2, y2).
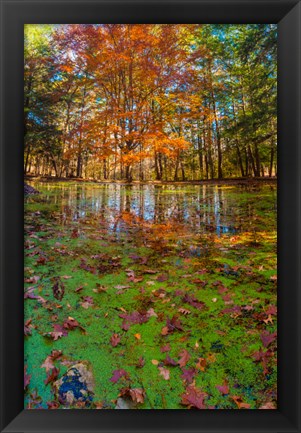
(110, 333, 121, 347)
(231, 395, 251, 409)
(216, 382, 229, 395)
(110, 369, 129, 384)
(181, 385, 207, 409)
(260, 331, 277, 348)
(178, 349, 190, 368)
(24, 366, 31, 390)
(44, 367, 60, 385)
(181, 368, 197, 384)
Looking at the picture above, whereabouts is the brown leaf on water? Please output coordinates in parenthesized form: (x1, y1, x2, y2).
(260, 331, 277, 348)
(163, 355, 178, 366)
(158, 366, 170, 380)
(216, 382, 229, 395)
(63, 316, 85, 332)
(110, 369, 129, 384)
(178, 349, 190, 368)
(178, 307, 191, 315)
(80, 296, 94, 309)
(24, 366, 31, 390)
(259, 402, 276, 409)
(24, 318, 33, 336)
(110, 333, 121, 347)
(196, 357, 207, 371)
(129, 388, 145, 404)
(136, 356, 145, 368)
(47, 401, 60, 409)
(160, 344, 171, 353)
(36, 256, 46, 265)
(161, 326, 169, 336)
(44, 367, 60, 385)
(46, 324, 68, 341)
(181, 368, 197, 384)
(119, 387, 145, 404)
(182, 293, 205, 310)
(181, 385, 207, 409)
(41, 350, 62, 372)
(231, 395, 251, 409)
(166, 315, 183, 333)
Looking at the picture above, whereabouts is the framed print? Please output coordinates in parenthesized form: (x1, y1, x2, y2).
(0, 0, 300, 432)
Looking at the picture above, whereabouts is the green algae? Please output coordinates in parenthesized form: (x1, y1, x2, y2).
(24, 181, 277, 409)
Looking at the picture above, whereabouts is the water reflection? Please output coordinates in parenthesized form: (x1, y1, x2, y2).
(27, 182, 276, 237)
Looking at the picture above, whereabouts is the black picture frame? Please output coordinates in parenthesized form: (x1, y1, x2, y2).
(0, 0, 300, 432)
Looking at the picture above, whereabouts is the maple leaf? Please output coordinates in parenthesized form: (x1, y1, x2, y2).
(158, 366, 170, 380)
(259, 402, 276, 409)
(182, 293, 205, 310)
(110, 369, 129, 384)
(260, 331, 277, 348)
(216, 382, 229, 395)
(136, 356, 145, 368)
(196, 357, 207, 371)
(36, 256, 46, 265)
(24, 318, 33, 336)
(129, 388, 145, 404)
(146, 308, 158, 318)
(41, 350, 62, 372)
(178, 307, 191, 315)
(252, 349, 273, 375)
(166, 315, 183, 333)
(24, 287, 46, 303)
(143, 269, 157, 274)
(181, 385, 207, 409)
(52, 277, 65, 301)
(265, 305, 277, 316)
(160, 344, 171, 353)
(181, 368, 197, 384)
(119, 387, 145, 404)
(47, 401, 60, 409)
(231, 395, 251, 409)
(46, 324, 68, 341)
(163, 355, 178, 366)
(110, 333, 121, 347)
(24, 365, 31, 390)
(63, 317, 84, 332)
(80, 296, 94, 309)
(119, 310, 149, 330)
(178, 349, 190, 368)
(221, 305, 242, 315)
(44, 367, 60, 385)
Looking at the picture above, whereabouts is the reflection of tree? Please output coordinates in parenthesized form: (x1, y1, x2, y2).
(154, 186, 164, 223)
(138, 185, 145, 220)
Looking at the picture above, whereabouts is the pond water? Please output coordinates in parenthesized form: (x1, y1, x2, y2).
(26, 181, 277, 237)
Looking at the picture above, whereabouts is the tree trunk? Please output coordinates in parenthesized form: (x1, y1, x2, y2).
(236, 141, 245, 177)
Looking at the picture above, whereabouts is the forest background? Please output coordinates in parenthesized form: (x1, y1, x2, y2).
(24, 24, 277, 183)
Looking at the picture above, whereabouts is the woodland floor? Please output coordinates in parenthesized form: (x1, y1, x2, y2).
(24, 181, 277, 409)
